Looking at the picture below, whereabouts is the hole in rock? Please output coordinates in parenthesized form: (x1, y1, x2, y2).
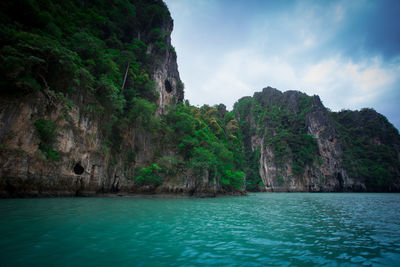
(165, 80, 172, 93)
(74, 163, 84, 175)
(336, 172, 344, 189)
(5, 183, 16, 195)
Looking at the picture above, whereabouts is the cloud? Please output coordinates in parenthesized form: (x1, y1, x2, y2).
(165, 0, 400, 129)
(301, 56, 398, 110)
(186, 46, 399, 114)
(185, 49, 299, 108)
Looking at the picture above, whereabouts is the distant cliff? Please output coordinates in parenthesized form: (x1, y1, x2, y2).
(234, 87, 400, 192)
(0, 1, 399, 197)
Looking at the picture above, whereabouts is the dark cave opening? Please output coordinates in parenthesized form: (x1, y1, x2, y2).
(74, 163, 84, 175)
(336, 172, 344, 190)
(165, 79, 172, 93)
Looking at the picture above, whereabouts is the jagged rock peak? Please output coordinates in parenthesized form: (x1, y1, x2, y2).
(252, 86, 324, 114)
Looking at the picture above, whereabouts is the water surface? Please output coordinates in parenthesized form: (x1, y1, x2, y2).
(1, 193, 400, 266)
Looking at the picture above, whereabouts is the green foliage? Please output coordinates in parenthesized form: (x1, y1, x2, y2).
(127, 97, 159, 131)
(135, 164, 162, 186)
(11, 0, 392, 194)
(0, 0, 249, 192)
(233, 97, 263, 190)
(243, 147, 263, 191)
(149, 28, 168, 54)
(221, 171, 245, 189)
(234, 93, 319, 181)
(34, 118, 56, 144)
(126, 151, 136, 163)
(0, 0, 171, 154)
(262, 96, 318, 175)
(34, 118, 60, 161)
(97, 74, 125, 113)
(0, 31, 80, 94)
(190, 147, 217, 176)
(161, 103, 245, 190)
(156, 155, 183, 176)
(332, 109, 400, 191)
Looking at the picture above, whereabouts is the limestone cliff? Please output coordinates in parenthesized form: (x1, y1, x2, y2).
(1, 1, 399, 197)
(234, 87, 400, 192)
(149, 16, 184, 115)
(0, 86, 238, 197)
(0, 0, 221, 197)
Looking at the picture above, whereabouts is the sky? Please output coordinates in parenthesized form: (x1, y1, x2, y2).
(164, 0, 400, 130)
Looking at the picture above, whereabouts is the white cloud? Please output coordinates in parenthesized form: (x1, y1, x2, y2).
(165, 0, 400, 129)
(185, 49, 300, 108)
(185, 48, 399, 117)
(302, 56, 398, 110)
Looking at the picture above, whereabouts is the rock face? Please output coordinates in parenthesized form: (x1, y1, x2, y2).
(150, 16, 184, 115)
(0, 90, 123, 197)
(0, 0, 248, 198)
(256, 92, 353, 192)
(0, 88, 214, 197)
(0, 1, 209, 198)
(235, 87, 400, 192)
(1, 0, 399, 196)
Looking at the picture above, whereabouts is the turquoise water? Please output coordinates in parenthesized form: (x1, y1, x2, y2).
(1, 193, 400, 266)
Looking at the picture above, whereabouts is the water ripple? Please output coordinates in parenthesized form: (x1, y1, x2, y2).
(0, 193, 400, 266)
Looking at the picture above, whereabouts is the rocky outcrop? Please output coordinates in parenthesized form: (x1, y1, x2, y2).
(0, 90, 122, 197)
(149, 16, 184, 115)
(0, 2, 209, 198)
(256, 94, 356, 192)
(0, 87, 223, 197)
(236, 87, 400, 192)
(1, 0, 398, 196)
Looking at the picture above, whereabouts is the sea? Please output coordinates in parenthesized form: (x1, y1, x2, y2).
(1, 193, 399, 266)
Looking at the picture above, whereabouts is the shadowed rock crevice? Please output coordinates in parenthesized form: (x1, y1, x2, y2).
(336, 172, 344, 191)
(165, 80, 172, 93)
(74, 163, 84, 175)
